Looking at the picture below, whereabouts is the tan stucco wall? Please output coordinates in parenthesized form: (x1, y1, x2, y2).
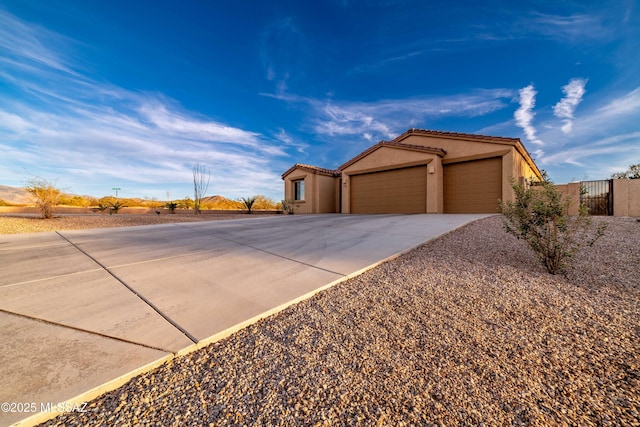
(400, 134, 509, 159)
(613, 179, 640, 217)
(512, 150, 538, 184)
(555, 180, 640, 217)
(400, 134, 541, 205)
(501, 150, 515, 204)
(340, 146, 440, 213)
(342, 145, 436, 173)
(283, 170, 312, 214)
(316, 174, 339, 213)
(555, 183, 581, 216)
(502, 150, 544, 204)
(283, 168, 339, 214)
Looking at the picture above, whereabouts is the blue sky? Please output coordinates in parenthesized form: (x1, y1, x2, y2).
(1, 0, 639, 201)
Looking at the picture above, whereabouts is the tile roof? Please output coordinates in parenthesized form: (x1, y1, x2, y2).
(281, 163, 341, 179)
(390, 128, 521, 145)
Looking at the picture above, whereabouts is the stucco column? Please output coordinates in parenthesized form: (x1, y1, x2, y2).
(341, 173, 350, 213)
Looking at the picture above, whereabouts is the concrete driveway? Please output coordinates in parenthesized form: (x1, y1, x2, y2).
(0, 214, 487, 426)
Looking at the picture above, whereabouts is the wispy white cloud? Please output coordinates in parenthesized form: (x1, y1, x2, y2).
(137, 103, 263, 148)
(0, 9, 288, 199)
(528, 87, 640, 182)
(553, 78, 587, 133)
(273, 128, 308, 154)
(0, 10, 80, 75)
(525, 12, 612, 42)
(433, 9, 613, 47)
(0, 111, 32, 133)
(514, 84, 544, 145)
(540, 131, 640, 167)
(542, 86, 640, 144)
(596, 87, 640, 116)
(316, 102, 395, 140)
(266, 89, 513, 142)
(0, 100, 287, 197)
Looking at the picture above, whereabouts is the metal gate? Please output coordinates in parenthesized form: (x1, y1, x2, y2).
(580, 180, 613, 216)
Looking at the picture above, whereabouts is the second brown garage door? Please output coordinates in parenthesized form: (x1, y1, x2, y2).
(351, 165, 427, 214)
(444, 157, 502, 213)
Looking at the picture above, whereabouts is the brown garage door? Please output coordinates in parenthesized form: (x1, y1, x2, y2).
(351, 165, 427, 214)
(444, 157, 502, 213)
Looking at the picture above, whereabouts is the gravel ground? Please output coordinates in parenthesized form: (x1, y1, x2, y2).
(0, 213, 273, 235)
(40, 215, 639, 426)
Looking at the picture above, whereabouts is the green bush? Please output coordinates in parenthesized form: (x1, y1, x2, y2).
(500, 180, 606, 274)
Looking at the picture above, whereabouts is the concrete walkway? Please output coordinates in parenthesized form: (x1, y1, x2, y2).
(0, 214, 487, 426)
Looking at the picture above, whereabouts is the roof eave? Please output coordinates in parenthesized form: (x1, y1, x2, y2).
(338, 141, 446, 171)
(281, 163, 341, 179)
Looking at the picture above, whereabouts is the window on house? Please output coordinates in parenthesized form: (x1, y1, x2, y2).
(294, 180, 305, 201)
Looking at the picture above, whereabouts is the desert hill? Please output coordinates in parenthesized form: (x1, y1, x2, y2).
(0, 185, 29, 205)
(0, 185, 277, 209)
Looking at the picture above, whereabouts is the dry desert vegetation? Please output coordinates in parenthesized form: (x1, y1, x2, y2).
(20, 214, 640, 426)
(0, 213, 269, 235)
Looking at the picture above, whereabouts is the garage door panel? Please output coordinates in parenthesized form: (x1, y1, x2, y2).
(444, 157, 502, 213)
(351, 166, 427, 214)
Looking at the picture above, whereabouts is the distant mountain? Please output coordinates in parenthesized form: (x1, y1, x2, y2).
(202, 195, 233, 203)
(0, 186, 248, 208)
(0, 185, 29, 205)
(201, 195, 243, 209)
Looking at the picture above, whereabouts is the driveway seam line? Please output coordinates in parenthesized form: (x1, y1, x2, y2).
(108, 248, 221, 269)
(0, 242, 69, 251)
(55, 231, 198, 345)
(0, 268, 104, 289)
(173, 223, 346, 277)
(0, 308, 174, 353)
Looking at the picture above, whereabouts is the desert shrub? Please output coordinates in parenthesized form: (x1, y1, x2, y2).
(500, 179, 606, 274)
(178, 197, 195, 210)
(281, 199, 300, 215)
(57, 194, 96, 207)
(240, 196, 257, 214)
(109, 200, 126, 214)
(165, 201, 180, 214)
(25, 177, 62, 219)
(96, 202, 110, 213)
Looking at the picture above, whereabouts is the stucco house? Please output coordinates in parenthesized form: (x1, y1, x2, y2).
(282, 128, 543, 214)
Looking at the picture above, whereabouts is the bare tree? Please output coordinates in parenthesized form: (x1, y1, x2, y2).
(612, 162, 640, 179)
(193, 163, 210, 214)
(25, 177, 62, 219)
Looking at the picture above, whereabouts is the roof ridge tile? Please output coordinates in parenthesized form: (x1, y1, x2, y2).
(392, 128, 520, 144)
